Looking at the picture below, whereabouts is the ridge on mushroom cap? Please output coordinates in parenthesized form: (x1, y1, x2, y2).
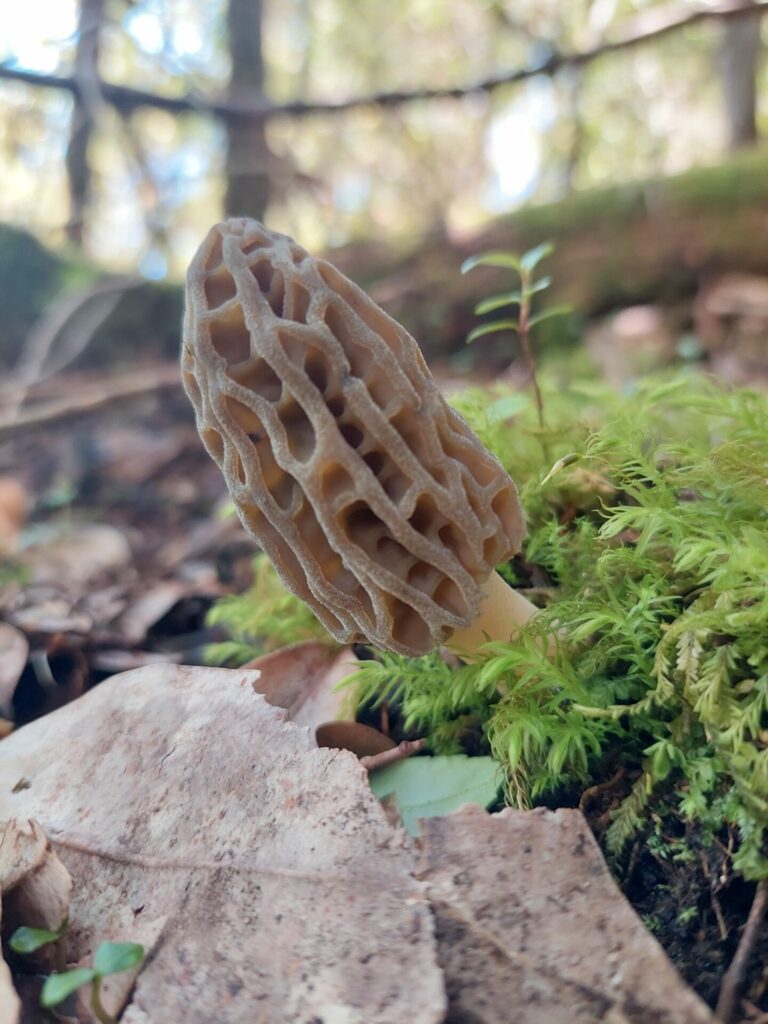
(182, 218, 525, 656)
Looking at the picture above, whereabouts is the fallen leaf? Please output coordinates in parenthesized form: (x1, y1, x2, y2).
(0, 623, 27, 718)
(115, 580, 193, 645)
(19, 523, 132, 587)
(370, 755, 502, 835)
(416, 805, 715, 1024)
(0, 819, 71, 938)
(0, 665, 445, 1023)
(316, 720, 396, 757)
(246, 641, 358, 728)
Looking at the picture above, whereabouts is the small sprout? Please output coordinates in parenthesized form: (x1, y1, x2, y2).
(10, 923, 66, 954)
(541, 452, 581, 486)
(38, 940, 145, 1024)
(42, 967, 95, 1008)
(93, 940, 145, 976)
(462, 240, 571, 435)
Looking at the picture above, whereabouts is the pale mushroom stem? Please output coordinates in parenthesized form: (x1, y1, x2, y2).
(447, 570, 542, 655)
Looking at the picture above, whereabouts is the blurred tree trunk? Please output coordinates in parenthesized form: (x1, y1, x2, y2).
(225, 0, 271, 220)
(719, 10, 763, 150)
(65, 0, 104, 246)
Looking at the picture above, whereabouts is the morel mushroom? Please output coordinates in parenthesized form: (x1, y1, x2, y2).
(182, 218, 538, 656)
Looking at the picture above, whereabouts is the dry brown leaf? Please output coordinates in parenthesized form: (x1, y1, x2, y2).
(19, 523, 132, 587)
(246, 640, 358, 727)
(0, 819, 71, 936)
(115, 579, 193, 645)
(0, 664, 445, 1024)
(416, 805, 715, 1024)
(316, 720, 396, 757)
(0, 623, 27, 718)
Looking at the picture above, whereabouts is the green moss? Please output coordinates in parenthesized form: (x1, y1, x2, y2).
(205, 552, 330, 664)
(504, 147, 768, 242)
(351, 372, 768, 880)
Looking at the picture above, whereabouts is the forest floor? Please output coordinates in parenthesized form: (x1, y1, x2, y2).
(1, 310, 767, 1021)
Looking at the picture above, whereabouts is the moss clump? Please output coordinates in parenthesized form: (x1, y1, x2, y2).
(353, 373, 768, 879)
(207, 371, 768, 881)
(206, 551, 331, 665)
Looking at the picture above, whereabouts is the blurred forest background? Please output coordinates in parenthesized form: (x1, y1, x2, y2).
(1, 0, 766, 268)
(0, 0, 767, 384)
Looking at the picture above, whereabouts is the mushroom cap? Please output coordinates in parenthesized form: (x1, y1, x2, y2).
(182, 218, 525, 655)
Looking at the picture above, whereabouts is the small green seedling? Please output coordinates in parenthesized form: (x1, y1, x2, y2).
(461, 241, 570, 431)
(10, 926, 144, 1024)
(10, 924, 67, 955)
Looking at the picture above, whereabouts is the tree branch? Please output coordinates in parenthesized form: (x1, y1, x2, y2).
(0, 0, 764, 121)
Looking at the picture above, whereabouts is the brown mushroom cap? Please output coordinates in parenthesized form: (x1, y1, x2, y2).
(182, 218, 525, 655)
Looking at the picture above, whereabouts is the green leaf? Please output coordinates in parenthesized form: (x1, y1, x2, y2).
(461, 252, 521, 274)
(369, 755, 502, 835)
(519, 241, 554, 272)
(41, 969, 95, 1008)
(527, 275, 552, 294)
(526, 304, 571, 328)
(474, 291, 523, 315)
(10, 925, 65, 954)
(466, 320, 519, 344)
(93, 941, 145, 977)
(487, 394, 530, 423)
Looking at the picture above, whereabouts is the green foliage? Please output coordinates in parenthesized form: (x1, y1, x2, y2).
(351, 373, 768, 879)
(461, 241, 571, 433)
(461, 240, 570, 347)
(369, 755, 501, 835)
(10, 924, 66, 954)
(42, 968, 95, 1009)
(40, 941, 144, 1021)
(206, 552, 331, 664)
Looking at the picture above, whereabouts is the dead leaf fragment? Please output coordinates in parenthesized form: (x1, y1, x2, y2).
(316, 720, 396, 757)
(20, 523, 132, 587)
(246, 640, 358, 728)
(0, 665, 445, 1024)
(416, 805, 715, 1024)
(0, 818, 71, 936)
(0, 940, 20, 1024)
(0, 623, 27, 718)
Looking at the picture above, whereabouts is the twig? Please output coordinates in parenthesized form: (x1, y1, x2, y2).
(0, 365, 181, 439)
(0, 1, 764, 121)
(8, 276, 141, 417)
(716, 878, 768, 1023)
(699, 849, 729, 942)
(361, 738, 426, 772)
(578, 765, 625, 813)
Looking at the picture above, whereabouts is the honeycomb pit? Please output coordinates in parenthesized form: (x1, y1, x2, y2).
(182, 218, 538, 657)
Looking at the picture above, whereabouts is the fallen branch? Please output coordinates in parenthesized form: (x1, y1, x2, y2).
(0, 0, 764, 121)
(0, 365, 181, 439)
(361, 738, 426, 773)
(716, 878, 768, 1023)
(8, 275, 141, 417)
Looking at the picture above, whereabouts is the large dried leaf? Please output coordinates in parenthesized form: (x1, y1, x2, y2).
(416, 805, 715, 1024)
(0, 665, 444, 1024)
